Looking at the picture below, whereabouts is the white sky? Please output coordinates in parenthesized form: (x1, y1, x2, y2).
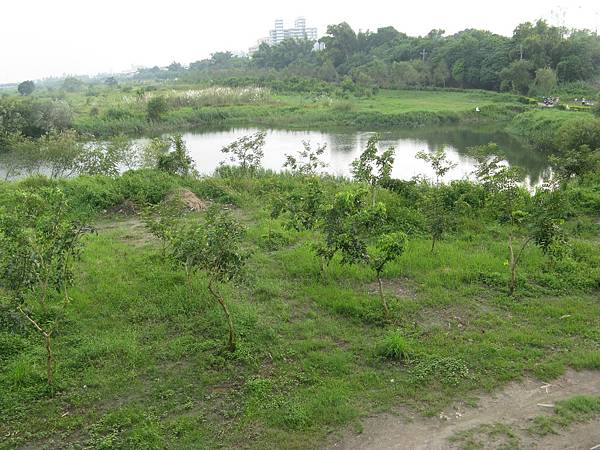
(1, 0, 599, 84)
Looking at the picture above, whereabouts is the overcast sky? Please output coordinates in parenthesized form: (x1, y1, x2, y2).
(1, 0, 599, 84)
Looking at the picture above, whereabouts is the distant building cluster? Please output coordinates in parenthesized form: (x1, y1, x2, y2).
(250, 17, 318, 53)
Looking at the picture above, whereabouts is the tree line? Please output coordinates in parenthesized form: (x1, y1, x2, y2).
(136, 19, 600, 96)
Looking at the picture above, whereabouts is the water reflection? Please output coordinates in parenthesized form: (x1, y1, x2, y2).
(178, 125, 548, 185)
(0, 126, 549, 185)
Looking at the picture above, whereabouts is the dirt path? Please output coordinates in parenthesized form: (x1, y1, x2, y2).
(329, 370, 600, 450)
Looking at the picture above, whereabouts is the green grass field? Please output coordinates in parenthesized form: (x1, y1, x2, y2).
(1, 172, 599, 449)
(16, 83, 528, 137)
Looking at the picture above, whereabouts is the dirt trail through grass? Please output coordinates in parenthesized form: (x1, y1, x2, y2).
(330, 370, 600, 449)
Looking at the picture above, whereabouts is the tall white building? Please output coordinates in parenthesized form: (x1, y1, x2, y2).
(249, 17, 318, 53)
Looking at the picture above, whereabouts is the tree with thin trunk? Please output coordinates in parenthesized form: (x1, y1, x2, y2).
(283, 141, 328, 176)
(475, 155, 565, 296)
(316, 188, 406, 318)
(169, 206, 248, 352)
(416, 146, 457, 252)
(220, 131, 267, 176)
(0, 188, 90, 386)
(369, 232, 407, 318)
(475, 155, 528, 295)
(351, 134, 395, 206)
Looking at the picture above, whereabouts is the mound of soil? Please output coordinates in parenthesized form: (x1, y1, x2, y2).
(106, 199, 138, 216)
(165, 188, 209, 211)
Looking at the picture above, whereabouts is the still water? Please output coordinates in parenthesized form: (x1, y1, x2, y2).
(0, 125, 549, 184)
(174, 125, 549, 185)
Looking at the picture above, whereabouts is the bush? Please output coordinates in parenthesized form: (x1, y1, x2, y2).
(117, 169, 178, 204)
(147, 96, 169, 122)
(60, 175, 124, 216)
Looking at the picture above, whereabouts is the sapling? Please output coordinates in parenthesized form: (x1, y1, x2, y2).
(283, 141, 328, 176)
(0, 188, 90, 385)
(475, 156, 566, 295)
(475, 155, 529, 295)
(416, 147, 457, 252)
(316, 188, 406, 317)
(277, 178, 326, 232)
(220, 130, 266, 176)
(351, 134, 395, 205)
(156, 135, 195, 176)
(141, 194, 187, 256)
(369, 232, 407, 318)
(169, 206, 248, 351)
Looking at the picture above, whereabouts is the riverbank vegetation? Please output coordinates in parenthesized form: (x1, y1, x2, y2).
(1, 130, 599, 448)
(2, 83, 529, 139)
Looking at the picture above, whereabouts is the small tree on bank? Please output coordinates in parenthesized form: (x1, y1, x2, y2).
(220, 131, 266, 176)
(169, 207, 248, 351)
(416, 147, 457, 252)
(0, 188, 90, 385)
(351, 134, 395, 205)
(475, 156, 565, 295)
(156, 135, 195, 176)
(316, 188, 406, 318)
(283, 141, 328, 176)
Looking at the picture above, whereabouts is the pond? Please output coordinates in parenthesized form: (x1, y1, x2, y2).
(0, 125, 549, 185)
(168, 125, 549, 185)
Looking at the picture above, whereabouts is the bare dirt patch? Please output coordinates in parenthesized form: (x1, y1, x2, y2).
(96, 217, 155, 247)
(366, 278, 414, 298)
(166, 188, 209, 211)
(329, 369, 600, 449)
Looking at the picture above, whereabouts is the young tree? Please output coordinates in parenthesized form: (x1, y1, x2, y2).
(549, 144, 600, 181)
(39, 130, 85, 178)
(141, 195, 186, 257)
(370, 232, 407, 318)
(78, 136, 136, 177)
(169, 207, 248, 352)
(475, 156, 528, 295)
(475, 156, 565, 295)
(0, 188, 90, 385)
(156, 135, 195, 176)
(283, 141, 328, 176)
(316, 188, 406, 317)
(274, 178, 326, 232)
(17, 80, 35, 96)
(0, 133, 41, 180)
(147, 96, 169, 122)
(220, 131, 266, 176)
(139, 136, 171, 169)
(416, 147, 457, 252)
(351, 134, 395, 205)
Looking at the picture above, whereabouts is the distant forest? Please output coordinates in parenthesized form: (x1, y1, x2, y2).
(133, 19, 600, 96)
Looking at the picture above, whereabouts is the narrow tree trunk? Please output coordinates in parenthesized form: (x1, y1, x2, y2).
(431, 235, 436, 253)
(208, 281, 236, 352)
(377, 274, 389, 319)
(508, 234, 516, 296)
(18, 306, 54, 386)
(63, 285, 70, 306)
(44, 332, 53, 386)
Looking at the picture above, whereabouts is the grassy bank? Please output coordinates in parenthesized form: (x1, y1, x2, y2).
(39, 86, 528, 137)
(509, 109, 600, 152)
(1, 169, 599, 449)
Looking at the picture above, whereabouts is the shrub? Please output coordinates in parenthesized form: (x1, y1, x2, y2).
(117, 169, 178, 204)
(147, 96, 169, 122)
